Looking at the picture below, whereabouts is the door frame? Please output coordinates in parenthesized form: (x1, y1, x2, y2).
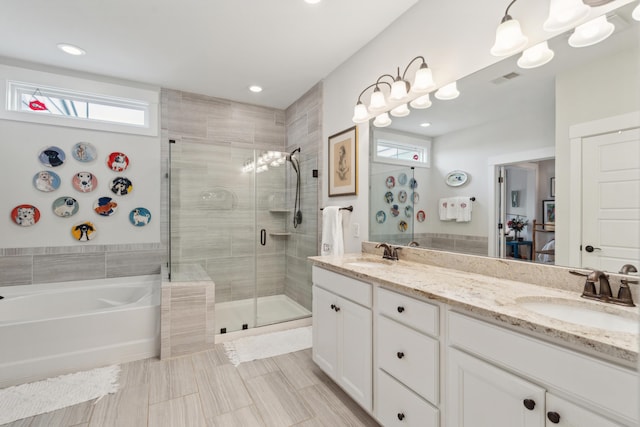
(487, 147, 555, 257)
(568, 111, 640, 267)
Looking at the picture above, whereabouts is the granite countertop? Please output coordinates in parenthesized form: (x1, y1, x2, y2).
(310, 253, 639, 365)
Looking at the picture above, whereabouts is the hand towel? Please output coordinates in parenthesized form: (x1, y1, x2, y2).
(456, 197, 473, 222)
(438, 198, 450, 221)
(321, 207, 344, 256)
(446, 197, 459, 220)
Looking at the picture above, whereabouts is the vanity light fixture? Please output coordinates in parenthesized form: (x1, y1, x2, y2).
(57, 43, 86, 56)
(351, 55, 436, 126)
(490, 0, 529, 57)
(568, 15, 614, 48)
(517, 41, 555, 69)
(434, 82, 460, 100)
(633, 2, 640, 21)
(543, 0, 591, 33)
(410, 93, 432, 109)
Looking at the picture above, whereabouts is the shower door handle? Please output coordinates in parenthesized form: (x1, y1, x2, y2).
(260, 229, 266, 246)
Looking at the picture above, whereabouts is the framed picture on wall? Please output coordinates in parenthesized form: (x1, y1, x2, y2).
(543, 199, 555, 224)
(328, 126, 358, 197)
(550, 177, 556, 198)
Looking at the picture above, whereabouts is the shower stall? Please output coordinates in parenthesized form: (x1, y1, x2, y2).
(168, 140, 317, 334)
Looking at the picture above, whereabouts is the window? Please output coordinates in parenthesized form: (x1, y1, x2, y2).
(373, 131, 431, 168)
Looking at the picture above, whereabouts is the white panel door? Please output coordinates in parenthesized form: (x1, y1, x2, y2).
(582, 128, 640, 271)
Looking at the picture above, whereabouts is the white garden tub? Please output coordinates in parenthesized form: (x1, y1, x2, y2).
(0, 274, 160, 387)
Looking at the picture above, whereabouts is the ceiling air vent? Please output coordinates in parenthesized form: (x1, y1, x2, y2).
(490, 72, 521, 85)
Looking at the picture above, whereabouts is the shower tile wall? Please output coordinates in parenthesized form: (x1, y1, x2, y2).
(284, 83, 322, 310)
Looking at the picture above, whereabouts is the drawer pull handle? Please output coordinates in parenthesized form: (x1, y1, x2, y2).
(334, 306, 340, 312)
(547, 412, 560, 424)
(397, 413, 405, 421)
(523, 399, 535, 411)
(397, 306, 405, 313)
(396, 351, 405, 359)
(330, 304, 341, 312)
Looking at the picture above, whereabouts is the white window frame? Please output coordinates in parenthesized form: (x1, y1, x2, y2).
(373, 129, 432, 168)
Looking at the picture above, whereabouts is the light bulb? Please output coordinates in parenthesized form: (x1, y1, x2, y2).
(411, 65, 435, 93)
(435, 82, 460, 100)
(410, 94, 432, 109)
(390, 103, 410, 117)
(352, 102, 369, 123)
(373, 112, 392, 128)
(490, 18, 528, 57)
(390, 79, 409, 101)
(517, 41, 555, 69)
(543, 0, 591, 32)
(568, 15, 614, 48)
(369, 88, 388, 110)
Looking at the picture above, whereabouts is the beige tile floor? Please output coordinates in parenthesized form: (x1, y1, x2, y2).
(2, 346, 380, 427)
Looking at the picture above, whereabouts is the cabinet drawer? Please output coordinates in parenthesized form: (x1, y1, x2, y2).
(377, 286, 438, 337)
(376, 369, 439, 427)
(377, 315, 439, 404)
(546, 394, 624, 427)
(448, 311, 638, 425)
(312, 266, 372, 307)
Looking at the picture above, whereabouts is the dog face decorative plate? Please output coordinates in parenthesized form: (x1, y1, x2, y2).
(93, 197, 118, 217)
(33, 170, 61, 192)
(72, 142, 97, 163)
(385, 176, 395, 189)
(375, 210, 386, 224)
(398, 190, 407, 203)
(398, 173, 408, 186)
(11, 204, 40, 227)
(110, 176, 133, 196)
(390, 204, 400, 217)
(398, 220, 408, 232)
(52, 197, 79, 217)
(38, 146, 66, 167)
(409, 178, 418, 189)
(416, 210, 426, 222)
(107, 152, 129, 172)
(72, 172, 98, 193)
(412, 192, 420, 204)
(71, 221, 97, 242)
(404, 205, 413, 218)
(384, 191, 393, 204)
(129, 207, 151, 226)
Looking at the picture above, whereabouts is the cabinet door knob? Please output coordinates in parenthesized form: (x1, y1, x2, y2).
(330, 304, 335, 310)
(334, 305, 340, 312)
(397, 306, 405, 313)
(397, 413, 405, 421)
(523, 399, 535, 410)
(397, 351, 405, 359)
(547, 412, 561, 424)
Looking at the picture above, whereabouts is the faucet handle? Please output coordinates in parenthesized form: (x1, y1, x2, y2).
(391, 246, 402, 260)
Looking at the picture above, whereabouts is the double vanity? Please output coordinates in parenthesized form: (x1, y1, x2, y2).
(310, 243, 639, 426)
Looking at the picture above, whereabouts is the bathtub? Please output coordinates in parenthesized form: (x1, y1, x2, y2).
(0, 274, 160, 388)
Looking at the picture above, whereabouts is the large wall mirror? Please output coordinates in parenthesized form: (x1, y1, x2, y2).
(369, 0, 639, 273)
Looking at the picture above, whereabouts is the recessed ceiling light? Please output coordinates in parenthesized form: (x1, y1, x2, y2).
(57, 43, 86, 56)
(420, 122, 431, 127)
(304, 0, 322, 4)
(249, 85, 263, 93)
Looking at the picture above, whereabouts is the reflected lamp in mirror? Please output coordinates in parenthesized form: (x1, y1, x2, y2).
(373, 112, 392, 128)
(517, 41, 555, 69)
(410, 93, 432, 109)
(633, 2, 640, 21)
(543, 0, 591, 32)
(490, 0, 528, 57)
(434, 82, 460, 100)
(568, 15, 615, 48)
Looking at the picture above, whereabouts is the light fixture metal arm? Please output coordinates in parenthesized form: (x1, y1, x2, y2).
(501, 0, 519, 22)
(355, 81, 391, 103)
(401, 55, 428, 80)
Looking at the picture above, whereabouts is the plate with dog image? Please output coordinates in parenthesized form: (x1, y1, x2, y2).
(11, 204, 41, 227)
(110, 176, 133, 196)
(52, 197, 79, 218)
(72, 142, 98, 163)
(72, 172, 98, 193)
(71, 221, 97, 242)
(129, 207, 151, 227)
(107, 152, 130, 172)
(38, 146, 66, 168)
(33, 170, 61, 192)
(93, 197, 118, 217)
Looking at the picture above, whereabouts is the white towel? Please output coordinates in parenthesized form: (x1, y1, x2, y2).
(456, 197, 473, 222)
(321, 207, 344, 256)
(446, 197, 458, 220)
(439, 198, 453, 221)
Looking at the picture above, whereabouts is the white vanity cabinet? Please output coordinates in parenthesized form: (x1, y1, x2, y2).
(447, 311, 636, 427)
(375, 287, 440, 426)
(312, 266, 373, 411)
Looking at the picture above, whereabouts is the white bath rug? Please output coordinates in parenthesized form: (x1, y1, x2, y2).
(224, 326, 312, 367)
(0, 365, 120, 425)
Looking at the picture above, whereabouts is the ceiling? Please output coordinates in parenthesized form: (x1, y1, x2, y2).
(0, 0, 417, 109)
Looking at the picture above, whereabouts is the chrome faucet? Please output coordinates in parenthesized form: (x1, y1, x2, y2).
(376, 243, 401, 260)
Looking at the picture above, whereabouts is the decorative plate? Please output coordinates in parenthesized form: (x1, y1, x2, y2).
(385, 176, 395, 189)
(129, 207, 152, 226)
(390, 204, 400, 217)
(71, 221, 97, 241)
(398, 190, 407, 203)
(107, 152, 130, 172)
(409, 178, 418, 189)
(384, 191, 394, 204)
(446, 170, 469, 187)
(416, 210, 426, 222)
(398, 173, 408, 186)
(412, 192, 420, 204)
(93, 196, 118, 217)
(398, 220, 408, 232)
(72, 172, 98, 193)
(38, 146, 66, 167)
(375, 210, 386, 224)
(110, 176, 133, 196)
(72, 142, 98, 163)
(52, 197, 79, 217)
(33, 170, 61, 192)
(11, 204, 40, 227)
(404, 205, 413, 218)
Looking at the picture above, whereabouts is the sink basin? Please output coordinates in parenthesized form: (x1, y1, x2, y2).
(344, 261, 388, 269)
(518, 298, 639, 334)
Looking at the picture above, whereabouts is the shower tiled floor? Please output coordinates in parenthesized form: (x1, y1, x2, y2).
(216, 295, 311, 333)
(2, 346, 379, 427)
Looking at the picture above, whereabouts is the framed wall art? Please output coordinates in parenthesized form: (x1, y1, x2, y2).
(543, 199, 555, 224)
(550, 176, 556, 198)
(328, 126, 357, 197)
